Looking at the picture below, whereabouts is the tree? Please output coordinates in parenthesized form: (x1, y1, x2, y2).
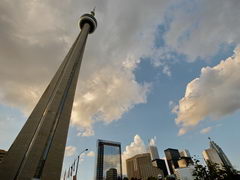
(192, 158, 240, 180)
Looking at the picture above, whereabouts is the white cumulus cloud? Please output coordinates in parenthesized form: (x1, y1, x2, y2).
(163, 0, 240, 61)
(65, 146, 76, 157)
(0, 0, 172, 136)
(174, 47, 240, 135)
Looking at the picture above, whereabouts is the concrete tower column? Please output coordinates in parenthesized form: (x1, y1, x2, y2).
(0, 10, 97, 180)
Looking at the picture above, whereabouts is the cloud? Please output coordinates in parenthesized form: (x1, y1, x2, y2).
(77, 128, 94, 137)
(162, 65, 171, 77)
(86, 151, 95, 157)
(71, 68, 151, 135)
(200, 127, 212, 134)
(163, 0, 240, 61)
(65, 146, 76, 157)
(174, 47, 240, 135)
(122, 135, 146, 174)
(0, 0, 173, 136)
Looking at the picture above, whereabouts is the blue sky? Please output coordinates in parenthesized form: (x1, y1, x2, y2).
(0, 0, 240, 179)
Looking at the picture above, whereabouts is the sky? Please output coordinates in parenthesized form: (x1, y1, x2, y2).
(0, 0, 240, 179)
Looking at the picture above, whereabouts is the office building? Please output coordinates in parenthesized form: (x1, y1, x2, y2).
(177, 157, 193, 168)
(0, 10, 97, 180)
(96, 140, 122, 180)
(164, 148, 180, 174)
(203, 148, 223, 168)
(0, 149, 6, 163)
(208, 138, 233, 169)
(179, 150, 191, 158)
(152, 159, 168, 177)
(126, 153, 163, 180)
(148, 145, 160, 160)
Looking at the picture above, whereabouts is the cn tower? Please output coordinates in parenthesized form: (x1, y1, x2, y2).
(0, 10, 97, 180)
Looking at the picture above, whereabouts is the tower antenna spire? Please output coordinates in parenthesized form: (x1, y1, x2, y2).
(91, 7, 96, 16)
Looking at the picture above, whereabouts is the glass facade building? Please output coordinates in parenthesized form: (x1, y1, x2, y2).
(96, 140, 122, 180)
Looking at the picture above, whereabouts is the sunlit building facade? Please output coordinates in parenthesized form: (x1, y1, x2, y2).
(126, 153, 163, 180)
(96, 140, 122, 180)
(203, 148, 223, 168)
(148, 145, 160, 160)
(209, 138, 233, 169)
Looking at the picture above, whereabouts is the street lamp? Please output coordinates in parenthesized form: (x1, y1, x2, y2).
(73, 149, 88, 180)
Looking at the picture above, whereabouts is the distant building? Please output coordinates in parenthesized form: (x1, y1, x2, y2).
(164, 148, 180, 174)
(179, 150, 191, 158)
(148, 145, 160, 160)
(208, 138, 234, 169)
(95, 140, 122, 180)
(178, 157, 194, 168)
(152, 159, 168, 177)
(126, 153, 163, 180)
(202, 148, 223, 168)
(174, 166, 195, 180)
(0, 149, 7, 163)
(106, 168, 117, 180)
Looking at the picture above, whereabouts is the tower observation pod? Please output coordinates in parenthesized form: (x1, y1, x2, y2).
(0, 10, 97, 180)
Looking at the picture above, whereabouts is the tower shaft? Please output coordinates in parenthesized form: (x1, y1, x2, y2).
(0, 11, 97, 179)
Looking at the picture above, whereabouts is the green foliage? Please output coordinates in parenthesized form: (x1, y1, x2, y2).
(192, 158, 240, 180)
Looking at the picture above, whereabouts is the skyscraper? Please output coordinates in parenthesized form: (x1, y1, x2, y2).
(178, 149, 193, 168)
(126, 153, 163, 180)
(0, 10, 97, 180)
(164, 148, 180, 174)
(202, 148, 223, 168)
(179, 150, 191, 158)
(96, 140, 122, 180)
(148, 145, 160, 160)
(208, 137, 233, 169)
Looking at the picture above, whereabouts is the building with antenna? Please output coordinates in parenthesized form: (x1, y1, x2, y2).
(202, 138, 234, 170)
(0, 10, 97, 180)
(208, 137, 233, 169)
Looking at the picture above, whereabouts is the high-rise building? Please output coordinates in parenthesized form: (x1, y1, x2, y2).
(96, 140, 122, 180)
(106, 168, 118, 180)
(0, 149, 7, 163)
(0, 10, 97, 180)
(177, 157, 193, 168)
(148, 145, 160, 160)
(208, 138, 233, 169)
(164, 148, 180, 174)
(202, 148, 223, 168)
(126, 153, 163, 180)
(152, 159, 168, 177)
(178, 149, 193, 168)
(179, 150, 191, 158)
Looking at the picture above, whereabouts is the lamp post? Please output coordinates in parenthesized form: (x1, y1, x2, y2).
(72, 148, 88, 180)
